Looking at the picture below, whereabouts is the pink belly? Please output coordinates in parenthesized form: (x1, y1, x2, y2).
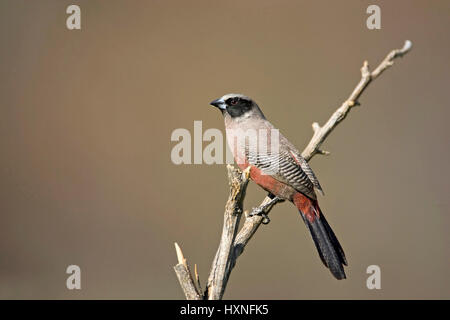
(238, 162, 295, 200)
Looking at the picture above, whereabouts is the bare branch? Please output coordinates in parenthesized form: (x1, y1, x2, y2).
(173, 243, 202, 300)
(194, 264, 202, 294)
(205, 165, 251, 300)
(371, 40, 412, 79)
(302, 40, 412, 160)
(231, 195, 284, 269)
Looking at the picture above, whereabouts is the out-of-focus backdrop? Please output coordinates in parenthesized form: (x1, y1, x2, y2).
(0, 0, 449, 299)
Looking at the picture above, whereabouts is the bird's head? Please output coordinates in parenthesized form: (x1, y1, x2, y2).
(210, 94, 264, 119)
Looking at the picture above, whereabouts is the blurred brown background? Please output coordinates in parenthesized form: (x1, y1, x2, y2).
(0, 0, 449, 299)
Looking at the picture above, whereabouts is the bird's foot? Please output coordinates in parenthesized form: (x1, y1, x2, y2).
(248, 210, 271, 224)
(248, 196, 283, 224)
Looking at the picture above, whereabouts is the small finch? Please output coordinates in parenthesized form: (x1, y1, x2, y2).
(210, 94, 347, 279)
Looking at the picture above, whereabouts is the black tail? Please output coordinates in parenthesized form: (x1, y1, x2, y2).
(299, 208, 348, 280)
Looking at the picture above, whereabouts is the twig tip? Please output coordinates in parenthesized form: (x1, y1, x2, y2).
(174, 242, 186, 266)
(403, 40, 412, 52)
(312, 122, 321, 133)
(317, 149, 331, 156)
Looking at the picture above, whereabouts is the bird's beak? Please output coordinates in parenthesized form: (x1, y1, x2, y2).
(210, 98, 226, 110)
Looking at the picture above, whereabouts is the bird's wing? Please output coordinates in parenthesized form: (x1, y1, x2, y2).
(288, 148, 324, 196)
(245, 144, 319, 199)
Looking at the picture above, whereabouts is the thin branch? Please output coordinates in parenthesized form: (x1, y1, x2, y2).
(174, 40, 412, 300)
(173, 242, 202, 300)
(194, 264, 202, 294)
(302, 40, 412, 160)
(230, 196, 284, 271)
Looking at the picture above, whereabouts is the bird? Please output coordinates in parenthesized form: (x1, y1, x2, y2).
(210, 93, 347, 279)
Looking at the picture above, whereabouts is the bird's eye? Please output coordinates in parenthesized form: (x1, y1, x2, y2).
(230, 98, 238, 105)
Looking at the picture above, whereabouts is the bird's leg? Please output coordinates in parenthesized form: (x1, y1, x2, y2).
(248, 193, 284, 224)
